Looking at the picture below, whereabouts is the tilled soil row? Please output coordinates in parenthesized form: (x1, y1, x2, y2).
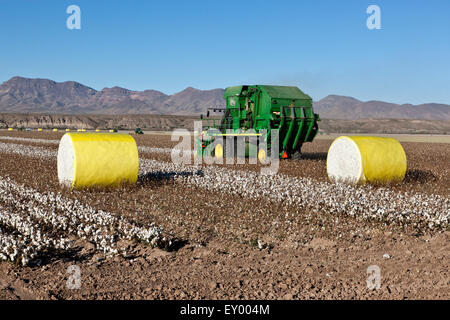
(0, 136, 177, 156)
(0, 146, 379, 248)
(0, 175, 170, 266)
(1, 141, 448, 231)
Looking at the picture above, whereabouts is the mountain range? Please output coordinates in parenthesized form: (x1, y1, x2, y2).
(313, 95, 450, 120)
(0, 76, 449, 120)
(0, 77, 224, 115)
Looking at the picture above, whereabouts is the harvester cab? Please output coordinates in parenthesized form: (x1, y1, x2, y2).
(197, 85, 320, 160)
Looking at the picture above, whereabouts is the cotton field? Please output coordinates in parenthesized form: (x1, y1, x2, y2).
(0, 176, 166, 265)
(1, 138, 448, 229)
(0, 131, 448, 300)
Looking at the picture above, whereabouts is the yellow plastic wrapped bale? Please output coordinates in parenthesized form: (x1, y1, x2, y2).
(327, 136, 407, 184)
(38, 128, 43, 132)
(57, 133, 139, 188)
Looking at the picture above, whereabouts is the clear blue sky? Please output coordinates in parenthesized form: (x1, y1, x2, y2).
(0, 0, 449, 104)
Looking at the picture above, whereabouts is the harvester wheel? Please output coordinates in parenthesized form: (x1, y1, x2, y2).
(214, 143, 224, 159)
(215, 142, 234, 161)
(258, 148, 266, 163)
(258, 147, 271, 163)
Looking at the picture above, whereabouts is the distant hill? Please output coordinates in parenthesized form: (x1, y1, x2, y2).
(313, 95, 450, 120)
(0, 77, 225, 115)
(1, 114, 449, 135)
(0, 77, 449, 120)
(0, 113, 200, 131)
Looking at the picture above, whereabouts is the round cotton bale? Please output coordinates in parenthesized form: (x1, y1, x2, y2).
(57, 133, 139, 188)
(326, 136, 407, 184)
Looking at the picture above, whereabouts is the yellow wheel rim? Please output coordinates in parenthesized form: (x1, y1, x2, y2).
(215, 144, 223, 159)
(258, 148, 266, 162)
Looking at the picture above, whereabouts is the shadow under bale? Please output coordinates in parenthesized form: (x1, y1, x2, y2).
(138, 170, 204, 186)
(404, 169, 437, 184)
(298, 152, 328, 161)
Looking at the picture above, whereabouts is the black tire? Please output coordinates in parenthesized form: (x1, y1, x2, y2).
(257, 146, 272, 163)
(291, 151, 302, 160)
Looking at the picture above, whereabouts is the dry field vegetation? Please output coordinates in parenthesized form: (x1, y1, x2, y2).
(0, 131, 448, 300)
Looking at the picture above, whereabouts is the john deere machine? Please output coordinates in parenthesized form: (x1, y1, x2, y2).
(196, 85, 320, 160)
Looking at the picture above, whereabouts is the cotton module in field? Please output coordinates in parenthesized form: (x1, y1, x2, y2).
(57, 132, 139, 188)
(326, 136, 407, 184)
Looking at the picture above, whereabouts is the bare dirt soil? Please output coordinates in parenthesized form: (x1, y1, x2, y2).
(0, 132, 448, 300)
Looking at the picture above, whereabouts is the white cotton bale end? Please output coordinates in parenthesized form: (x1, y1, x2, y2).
(57, 133, 139, 188)
(327, 136, 407, 184)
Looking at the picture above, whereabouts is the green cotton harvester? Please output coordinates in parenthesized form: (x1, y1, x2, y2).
(196, 85, 320, 161)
